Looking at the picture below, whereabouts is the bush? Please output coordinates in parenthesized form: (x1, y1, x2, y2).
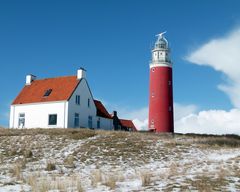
(45, 162, 56, 171)
(25, 150, 33, 158)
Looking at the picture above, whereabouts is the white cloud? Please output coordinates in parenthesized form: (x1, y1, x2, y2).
(121, 104, 240, 135)
(117, 107, 149, 131)
(120, 103, 198, 131)
(175, 109, 240, 135)
(181, 27, 240, 135)
(186, 27, 240, 108)
(174, 103, 198, 121)
(133, 118, 148, 131)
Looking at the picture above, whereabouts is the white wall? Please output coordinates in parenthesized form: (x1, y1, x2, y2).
(68, 78, 113, 130)
(9, 101, 68, 128)
(95, 117, 113, 130)
(68, 78, 97, 128)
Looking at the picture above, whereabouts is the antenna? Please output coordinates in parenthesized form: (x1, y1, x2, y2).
(156, 31, 167, 38)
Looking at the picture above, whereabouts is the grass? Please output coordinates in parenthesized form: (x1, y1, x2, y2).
(45, 162, 56, 171)
(0, 128, 96, 140)
(24, 150, 33, 158)
(24, 173, 85, 192)
(0, 128, 239, 191)
(104, 175, 117, 189)
(10, 163, 23, 180)
(91, 169, 103, 187)
(140, 171, 152, 186)
(73, 131, 158, 165)
(64, 155, 75, 168)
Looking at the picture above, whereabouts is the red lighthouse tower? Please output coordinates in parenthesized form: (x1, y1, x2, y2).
(148, 32, 174, 133)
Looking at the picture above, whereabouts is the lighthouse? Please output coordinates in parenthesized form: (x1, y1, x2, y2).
(148, 32, 174, 133)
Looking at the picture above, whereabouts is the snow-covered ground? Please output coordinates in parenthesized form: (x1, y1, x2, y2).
(0, 129, 240, 191)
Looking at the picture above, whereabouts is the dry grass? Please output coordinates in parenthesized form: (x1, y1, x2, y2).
(140, 171, 152, 186)
(10, 163, 23, 180)
(0, 128, 239, 191)
(188, 175, 228, 191)
(26, 174, 85, 192)
(45, 162, 56, 171)
(91, 169, 103, 187)
(24, 150, 33, 158)
(198, 137, 240, 148)
(182, 133, 240, 148)
(74, 131, 158, 165)
(64, 154, 75, 168)
(104, 175, 117, 189)
(0, 128, 96, 140)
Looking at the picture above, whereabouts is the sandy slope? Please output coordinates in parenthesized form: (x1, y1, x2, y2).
(0, 128, 240, 191)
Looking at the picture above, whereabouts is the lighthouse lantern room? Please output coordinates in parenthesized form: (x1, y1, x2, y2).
(148, 32, 174, 133)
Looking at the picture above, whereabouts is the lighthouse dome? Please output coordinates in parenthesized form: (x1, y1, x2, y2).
(155, 35, 168, 49)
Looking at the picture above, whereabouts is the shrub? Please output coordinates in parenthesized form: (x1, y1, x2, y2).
(25, 150, 33, 158)
(45, 162, 56, 171)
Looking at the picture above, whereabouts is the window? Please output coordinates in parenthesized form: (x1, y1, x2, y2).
(48, 114, 57, 125)
(88, 98, 90, 108)
(151, 92, 155, 98)
(43, 89, 52, 97)
(18, 113, 25, 128)
(97, 118, 100, 129)
(75, 95, 80, 105)
(74, 113, 79, 127)
(88, 116, 93, 128)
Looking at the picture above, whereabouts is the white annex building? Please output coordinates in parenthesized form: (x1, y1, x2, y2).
(9, 68, 136, 131)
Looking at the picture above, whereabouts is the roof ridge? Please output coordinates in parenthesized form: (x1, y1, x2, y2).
(34, 75, 77, 81)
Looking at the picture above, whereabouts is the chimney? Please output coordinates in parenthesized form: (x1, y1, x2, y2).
(26, 74, 36, 85)
(113, 111, 117, 117)
(77, 67, 86, 79)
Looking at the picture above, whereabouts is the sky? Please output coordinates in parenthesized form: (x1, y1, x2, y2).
(1, 0, 240, 134)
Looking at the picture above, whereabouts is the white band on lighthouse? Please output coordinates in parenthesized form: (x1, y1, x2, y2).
(150, 62, 172, 68)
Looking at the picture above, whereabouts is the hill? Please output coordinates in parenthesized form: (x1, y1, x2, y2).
(0, 128, 240, 191)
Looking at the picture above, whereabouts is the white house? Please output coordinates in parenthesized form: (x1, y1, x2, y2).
(9, 68, 136, 131)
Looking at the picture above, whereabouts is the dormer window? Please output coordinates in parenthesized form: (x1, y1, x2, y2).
(43, 89, 52, 97)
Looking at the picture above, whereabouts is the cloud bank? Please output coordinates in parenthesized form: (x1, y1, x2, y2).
(127, 105, 240, 135)
(175, 109, 240, 135)
(179, 27, 240, 135)
(186, 27, 240, 108)
(123, 103, 198, 131)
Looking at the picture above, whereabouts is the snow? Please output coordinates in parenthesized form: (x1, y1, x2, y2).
(0, 184, 31, 192)
(0, 132, 240, 191)
(207, 150, 240, 161)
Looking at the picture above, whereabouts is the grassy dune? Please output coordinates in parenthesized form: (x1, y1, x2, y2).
(0, 128, 240, 191)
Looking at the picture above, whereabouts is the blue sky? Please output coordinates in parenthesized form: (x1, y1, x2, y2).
(1, 0, 240, 131)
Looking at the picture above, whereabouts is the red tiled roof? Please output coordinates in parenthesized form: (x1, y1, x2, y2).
(12, 76, 80, 105)
(94, 100, 112, 119)
(120, 119, 137, 131)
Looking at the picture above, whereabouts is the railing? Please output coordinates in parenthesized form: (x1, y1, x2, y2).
(150, 59, 171, 63)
